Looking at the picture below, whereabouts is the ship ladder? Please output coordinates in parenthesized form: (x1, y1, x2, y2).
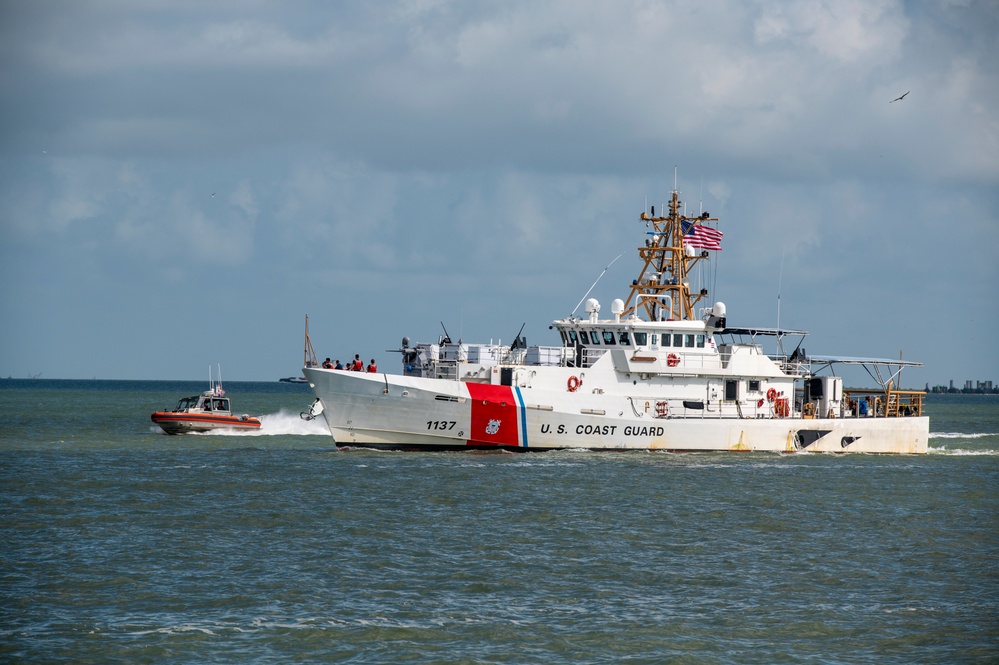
(886, 392, 899, 417)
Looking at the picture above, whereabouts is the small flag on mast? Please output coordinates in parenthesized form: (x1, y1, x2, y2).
(681, 220, 723, 251)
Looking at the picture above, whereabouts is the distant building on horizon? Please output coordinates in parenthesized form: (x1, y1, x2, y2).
(928, 378, 998, 394)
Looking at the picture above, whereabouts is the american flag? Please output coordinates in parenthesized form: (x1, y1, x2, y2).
(681, 220, 723, 251)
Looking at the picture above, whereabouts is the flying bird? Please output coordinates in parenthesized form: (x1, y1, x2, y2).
(890, 91, 910, 103)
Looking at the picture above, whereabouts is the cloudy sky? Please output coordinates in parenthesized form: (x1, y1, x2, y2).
(1, 0, 996, 387)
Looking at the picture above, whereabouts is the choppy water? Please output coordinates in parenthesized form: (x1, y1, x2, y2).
(1, 381, 997, 664)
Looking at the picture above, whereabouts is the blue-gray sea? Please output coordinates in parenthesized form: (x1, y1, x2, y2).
(1, 380, 996, 664)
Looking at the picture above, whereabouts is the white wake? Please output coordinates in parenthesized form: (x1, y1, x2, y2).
(204, 409, 329, 436)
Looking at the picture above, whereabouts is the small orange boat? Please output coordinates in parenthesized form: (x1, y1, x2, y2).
(151, 367, 261, 434)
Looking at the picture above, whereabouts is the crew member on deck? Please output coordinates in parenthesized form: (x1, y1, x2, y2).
(352, 354, 363, 371)
(334, 359, 343, 370)
(367, 359, 377, 373)
(322, 358, 332, 369)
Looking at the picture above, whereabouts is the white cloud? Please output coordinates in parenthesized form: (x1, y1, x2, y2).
(754, 0, 908, 63)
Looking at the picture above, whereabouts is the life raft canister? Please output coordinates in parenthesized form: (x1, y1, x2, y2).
(567, 375, 581, 392)
(666, 353, 680, 367)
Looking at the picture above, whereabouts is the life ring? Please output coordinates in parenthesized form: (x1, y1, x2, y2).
(655, 401, 669, 418)
(666, 353, 680, 367)
(766, 387, 777, 403)
(567, 375, 581, 392)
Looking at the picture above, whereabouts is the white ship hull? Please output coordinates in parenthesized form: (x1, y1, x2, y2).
(303, 368, 928, 454)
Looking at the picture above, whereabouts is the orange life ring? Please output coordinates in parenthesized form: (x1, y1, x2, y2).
(567, 375, 581, 392)
(666, 353, 680, 367)
(766, 387, 777, 403)
(655, 401, 669, 418)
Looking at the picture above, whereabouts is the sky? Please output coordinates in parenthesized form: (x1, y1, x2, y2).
(1, 0, 996, 387)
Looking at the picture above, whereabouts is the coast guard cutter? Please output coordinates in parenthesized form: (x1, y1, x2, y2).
(302, 187, 928, 453)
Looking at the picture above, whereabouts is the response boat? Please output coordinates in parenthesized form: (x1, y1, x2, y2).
(302, 186, 928, 453)
(151, 368, 261, 434)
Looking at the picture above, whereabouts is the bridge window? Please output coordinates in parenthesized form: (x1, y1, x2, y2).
(619, 332, 630, 345)
(685, 334, 695, 348)
(602, 331, 617, 345)
(673, 333, 683, 347)
(590, 331, 600, 344)
(634, 332, 647, 346)
(567, 330, 578, 344)
(696, 334, 705, 348)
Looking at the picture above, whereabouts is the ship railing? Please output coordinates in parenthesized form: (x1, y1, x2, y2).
(665, 352, 725, 371)
(427, 359, 461, 381)
(773, 356, 810, 377)
(843, 388, 925, 417)
(580, 347, 608, 368)
(427, 346, 570, 380)
(647, 398, 788, 420)
(495, 345, 566, 367)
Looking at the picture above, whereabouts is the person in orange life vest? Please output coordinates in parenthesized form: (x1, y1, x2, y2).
(367, 359, 377, 373)
(352, 354, 363, 371)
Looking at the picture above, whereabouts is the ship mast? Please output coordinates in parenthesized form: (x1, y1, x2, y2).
(622, 189, 718, 321)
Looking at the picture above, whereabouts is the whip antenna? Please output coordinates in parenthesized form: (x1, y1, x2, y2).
(777, 247, 786, 330)
(571, 253, 623, 316)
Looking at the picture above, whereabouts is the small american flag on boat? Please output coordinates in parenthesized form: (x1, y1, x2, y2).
(681, 220, 723, 251)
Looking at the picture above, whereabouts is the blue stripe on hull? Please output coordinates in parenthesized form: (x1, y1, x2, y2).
(514, 386, 528, 448)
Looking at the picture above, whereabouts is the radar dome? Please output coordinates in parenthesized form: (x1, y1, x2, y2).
(611, 299, 624, 315)
(585, 298, 601, 313)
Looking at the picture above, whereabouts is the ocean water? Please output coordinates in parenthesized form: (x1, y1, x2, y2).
(1, 381, 996, 664)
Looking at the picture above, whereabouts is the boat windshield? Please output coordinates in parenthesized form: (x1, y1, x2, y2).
(174, 396, 198, 411)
